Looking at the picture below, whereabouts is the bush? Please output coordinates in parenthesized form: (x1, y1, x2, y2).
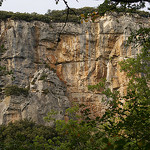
(0, 120, 57, 150)
(4, 85, 29, 97)
(0, 11, 52, 23)
(45, 7, 98, 23)
(39, 74, 48, 81)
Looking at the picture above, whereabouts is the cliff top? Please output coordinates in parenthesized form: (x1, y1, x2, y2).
(0, 8, 149, 24)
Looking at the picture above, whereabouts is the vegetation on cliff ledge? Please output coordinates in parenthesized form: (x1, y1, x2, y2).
(4, 85, 29, 97)
(0, 6, 149, 24)
(0, 11, 52, 23)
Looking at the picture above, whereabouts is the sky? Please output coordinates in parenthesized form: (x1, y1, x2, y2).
(0, 0, 149, 14)
(0, 0, 104, 14)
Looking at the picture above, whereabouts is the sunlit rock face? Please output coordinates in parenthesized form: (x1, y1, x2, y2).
(0, 13, 149, 124)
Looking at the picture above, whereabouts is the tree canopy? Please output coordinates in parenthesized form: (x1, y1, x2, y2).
(55, 0, 150, 11)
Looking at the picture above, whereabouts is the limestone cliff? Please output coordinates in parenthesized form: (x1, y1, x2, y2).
(0, 13, 149, 125)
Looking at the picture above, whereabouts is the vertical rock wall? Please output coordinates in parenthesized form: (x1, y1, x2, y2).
(0, 13, 149, 124)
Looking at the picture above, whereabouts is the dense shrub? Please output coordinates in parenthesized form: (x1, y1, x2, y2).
(0, 11, 52, 23)
(0, 7, 97, 23)
(0, 120, 57, 150)
(4, 85, 29, 97)
(45, 7, 97, 23)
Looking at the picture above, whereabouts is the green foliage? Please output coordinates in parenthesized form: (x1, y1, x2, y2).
(4, 85, 29, 97)
(44, 110, 58, 122)
(0, 66, 13, 76)
(0, 44, 7, 54)
(0, 5, 149, 24)
(39, 73, 48, 81)
(134, 10, 150, 18)
(54, 0, 149, 11)
(0, 119, 57, 150)
(0, 11, 52, 23)
(88, 78, 106, 91)
(42, 89, 49, 95)
(89, 27, 150, 149)
(97, 0, 150, 17)
(43, 105, 105, 150)
(45, 7, 97, 23)
(98, 0, 117, 16)
(0, 7, 97, 23)
(80, 1, 149, 23)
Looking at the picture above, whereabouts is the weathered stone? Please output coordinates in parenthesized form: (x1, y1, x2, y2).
(0, 68, 70, 125)
(0, 13, 149, 124)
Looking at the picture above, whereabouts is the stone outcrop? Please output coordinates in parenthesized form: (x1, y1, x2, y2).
(0, 13, 149, 124)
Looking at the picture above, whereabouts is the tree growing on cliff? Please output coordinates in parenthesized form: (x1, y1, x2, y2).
(99, 27, 150, 149)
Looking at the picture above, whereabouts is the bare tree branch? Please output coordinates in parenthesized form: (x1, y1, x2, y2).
(56, 0, 77, 44)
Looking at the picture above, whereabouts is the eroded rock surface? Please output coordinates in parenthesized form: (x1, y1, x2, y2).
(0, 68, 70, 125)
(0, 13, 149, 124)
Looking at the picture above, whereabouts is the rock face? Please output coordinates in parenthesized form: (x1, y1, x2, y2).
(0, 13, 149, 125)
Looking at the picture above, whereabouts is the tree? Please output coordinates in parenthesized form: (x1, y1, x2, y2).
(99, 27, 150, 149)
(0, 120, 58, 150)
(55, 0, 150, 11)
